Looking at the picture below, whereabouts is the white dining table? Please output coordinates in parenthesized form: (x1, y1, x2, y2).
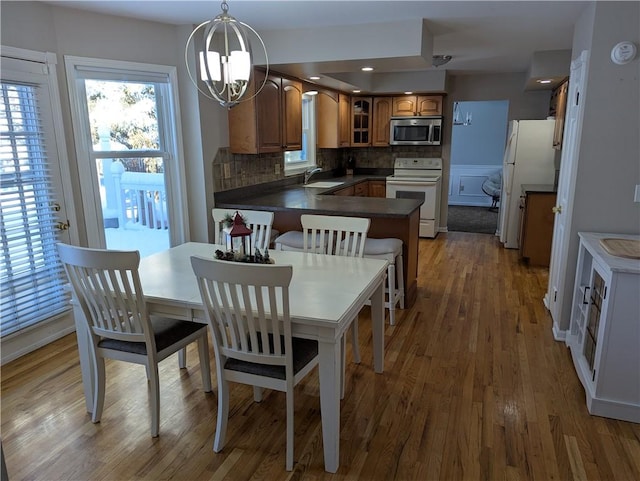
(72, 242, 387, 473)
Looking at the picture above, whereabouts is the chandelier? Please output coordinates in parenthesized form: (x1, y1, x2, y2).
(453, 101, 473, 126)
(185, 0, 269, 109)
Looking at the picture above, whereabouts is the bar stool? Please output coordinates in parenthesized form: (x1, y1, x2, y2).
(364, 238, 405, 325)
(274, 230, 328, 253)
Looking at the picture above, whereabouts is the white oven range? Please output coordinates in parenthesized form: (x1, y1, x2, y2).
(386, 157, 442, 238)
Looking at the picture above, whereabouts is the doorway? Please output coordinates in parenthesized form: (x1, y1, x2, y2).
(448, 100, 508, 233)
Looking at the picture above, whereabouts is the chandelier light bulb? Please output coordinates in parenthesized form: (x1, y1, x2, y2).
(185, 0, 268, 109)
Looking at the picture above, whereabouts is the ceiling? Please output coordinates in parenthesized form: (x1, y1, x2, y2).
(43, 1, 589, 91)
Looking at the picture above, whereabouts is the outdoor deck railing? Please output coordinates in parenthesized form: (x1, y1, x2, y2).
(112, 169, 168, 230)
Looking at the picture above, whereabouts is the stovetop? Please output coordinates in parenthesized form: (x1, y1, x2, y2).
(389, 157, 443, 181)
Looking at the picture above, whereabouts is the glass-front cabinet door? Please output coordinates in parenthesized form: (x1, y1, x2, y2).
(351, 97, 371, 146)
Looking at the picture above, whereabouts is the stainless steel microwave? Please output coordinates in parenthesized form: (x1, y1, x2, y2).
(389, 116, 443, 146)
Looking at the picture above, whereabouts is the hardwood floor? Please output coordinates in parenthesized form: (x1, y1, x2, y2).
(2, 232, 639, 480)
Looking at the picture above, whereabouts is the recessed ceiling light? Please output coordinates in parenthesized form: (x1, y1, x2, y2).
(309, 76, 321, 80)
(361, 66, 374, 72)
(537, 79, 553, 84)
(352, 89, 361, 93)
(305, 90, 318, 96)
(404, 91, 413, 95)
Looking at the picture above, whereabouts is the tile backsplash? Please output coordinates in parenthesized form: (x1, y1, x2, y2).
(213, 145, 442, 192)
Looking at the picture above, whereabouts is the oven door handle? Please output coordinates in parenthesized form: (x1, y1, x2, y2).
(387, 180, 438, 187)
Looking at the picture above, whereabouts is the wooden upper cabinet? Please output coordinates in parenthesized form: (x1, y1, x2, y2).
(317, 90, 339, 148)
(281, 77, 302, 151)
(392, 95, 443, 116)
(256, 73, 283, 153)
(417, 96, 443, 115)
(551, 79, 568, 150)
(372, 97, 392, 146)
(228, 69, 302, 154)
(351, 97, 372, 147)
(338, 93, 351, 147)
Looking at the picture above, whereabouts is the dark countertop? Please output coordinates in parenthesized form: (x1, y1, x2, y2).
(215, 174, 423, 218)
(521, 184, 557, 194)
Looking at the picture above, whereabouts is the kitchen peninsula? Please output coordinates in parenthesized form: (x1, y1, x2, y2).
(215, 175, 423, 307)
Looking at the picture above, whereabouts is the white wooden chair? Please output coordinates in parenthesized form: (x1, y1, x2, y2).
(212, 208, 275, 251)
(299, 214, 370, 396)
(190, 257, 318, 471)
(57, 243, 212, 437)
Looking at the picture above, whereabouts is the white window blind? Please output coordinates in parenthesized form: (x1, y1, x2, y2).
(0, 80, 69, 336)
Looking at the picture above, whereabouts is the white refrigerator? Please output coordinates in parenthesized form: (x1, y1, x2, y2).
(498, 119, 556, 249)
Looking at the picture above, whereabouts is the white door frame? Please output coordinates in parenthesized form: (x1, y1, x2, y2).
(545, 50, 589, 340)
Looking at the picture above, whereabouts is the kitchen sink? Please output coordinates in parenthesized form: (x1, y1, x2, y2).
(304, 181, 344, 188)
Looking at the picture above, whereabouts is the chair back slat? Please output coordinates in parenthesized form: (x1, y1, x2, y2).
(191, 256, 293, 367)
(212, 208, 274, 251)
(57, 243, 150, 344)
(300, 214, 370, 257)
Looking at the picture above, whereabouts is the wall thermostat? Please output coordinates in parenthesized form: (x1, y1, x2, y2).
(610, 41, 637, 65)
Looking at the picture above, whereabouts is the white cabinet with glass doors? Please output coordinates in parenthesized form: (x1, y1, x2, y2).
(566, 232, 640, 423)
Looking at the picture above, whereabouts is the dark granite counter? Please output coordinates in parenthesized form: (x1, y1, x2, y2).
(215, 174, 423, 218)
(521, 183, 557, 194)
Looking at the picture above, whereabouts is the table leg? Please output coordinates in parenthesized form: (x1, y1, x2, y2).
(318, 338, 341, 473)
(371, 277, 385, 373)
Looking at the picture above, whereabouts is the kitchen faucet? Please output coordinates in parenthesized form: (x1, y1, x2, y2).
(304, 167, 322, 185)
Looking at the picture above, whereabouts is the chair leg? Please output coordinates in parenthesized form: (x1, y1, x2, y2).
(285, 388, 294, 471)
(253, 386, 263, 402)
(351, 316, 361, 364)
(197, 335, 212, 392)
(388, 263, 396, 326)
(340, 335, 346, 399)
(213, 380, 229, 453)
(397, 252, 405, 309)
(149, 363, 160, 437)
(91, 356, 106, 424)
(178, 347, 187, 369)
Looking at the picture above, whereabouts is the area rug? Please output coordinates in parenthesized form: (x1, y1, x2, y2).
(447, 205, 498, 234)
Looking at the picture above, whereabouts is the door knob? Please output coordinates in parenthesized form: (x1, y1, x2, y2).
(552, 206, 562, 214)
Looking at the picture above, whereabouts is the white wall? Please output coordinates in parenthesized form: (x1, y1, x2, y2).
(555, 1, 640, 331)
(450, 100, 509, 166)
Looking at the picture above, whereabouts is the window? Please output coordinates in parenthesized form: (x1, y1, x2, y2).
(284, 94, 316, 174)
(65, 56, 188, 255)
(1, 53, 71, 337)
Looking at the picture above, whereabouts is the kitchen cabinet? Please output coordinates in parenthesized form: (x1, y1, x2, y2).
(333, 180, 385, 198)
(351, 97, 372, 147)
(518, 186, 556, 266)
(392, 95, 443, 116)
(339, 93, 351, 147)
(372, 97, 392, 146)
(316, 90, 339, 148)
(368, 180, 386, 198)
(550, 79, 569, 150)
(354, 182, 368, 197)
(228, 69, 302, 154)
(566, 232, 640, 423)
(333, 185, 355, 196)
